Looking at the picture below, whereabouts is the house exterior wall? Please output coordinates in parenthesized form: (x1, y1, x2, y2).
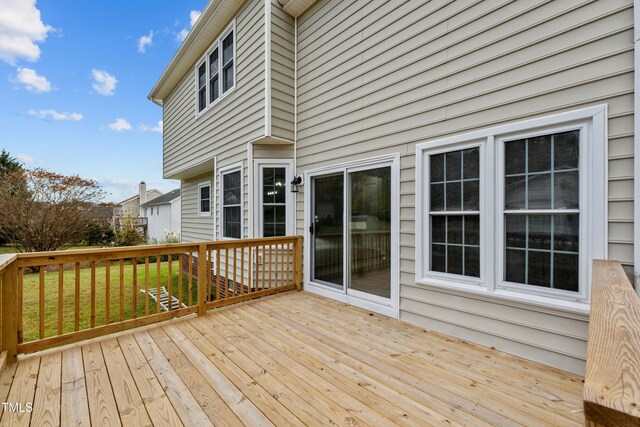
(181, 173, 215, 242)
(270, 0, 296, 141)
(146, 204, 172, 242)
(163, 0, 267, 180)
(171, 197, 182, 238)
(294, 0, 635, 375)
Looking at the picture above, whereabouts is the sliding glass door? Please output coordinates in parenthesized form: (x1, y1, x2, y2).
(310, 163, 392, 305)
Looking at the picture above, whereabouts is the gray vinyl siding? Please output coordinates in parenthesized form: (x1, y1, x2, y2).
(296, 0, 634, 375)
(163, 0, 266, 179)
(181, 174, 214, 243)
(270, 0, 295, 141)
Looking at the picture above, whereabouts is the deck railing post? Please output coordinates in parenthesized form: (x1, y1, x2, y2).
(294, 236, 303, 291)
(197, 243, 207, 316)
(1, 259, 18, 362)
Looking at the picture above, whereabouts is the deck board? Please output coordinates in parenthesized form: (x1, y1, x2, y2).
(1, 291, 584, 426)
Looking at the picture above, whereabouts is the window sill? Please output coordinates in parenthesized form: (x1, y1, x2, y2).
(198, 213, 211, 217)
(195, 85, 236, 119)
(415, 276, 590, 317)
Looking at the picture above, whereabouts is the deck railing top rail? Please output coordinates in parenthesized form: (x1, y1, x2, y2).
(584, 259, 640, 426)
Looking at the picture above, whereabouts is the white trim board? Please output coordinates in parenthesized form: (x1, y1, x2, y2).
(634, 0, 640, 292)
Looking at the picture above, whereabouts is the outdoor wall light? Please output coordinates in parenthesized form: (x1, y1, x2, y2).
(290, 176, 302, 193)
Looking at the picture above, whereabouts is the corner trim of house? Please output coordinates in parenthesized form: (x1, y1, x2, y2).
(634, 0, 640, 293)
(264, 0, 272, 137)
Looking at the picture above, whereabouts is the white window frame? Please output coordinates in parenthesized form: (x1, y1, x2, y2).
(219, 162, 243, 240)
(194, 20, 236, 117)
(197, 181, 211, 217)
(303, 153, 401, 319)
(254, 159, 294, 237)
(416, 105, 607, 314)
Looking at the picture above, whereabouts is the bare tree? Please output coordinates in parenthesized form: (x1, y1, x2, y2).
(0, 168, 106, 252)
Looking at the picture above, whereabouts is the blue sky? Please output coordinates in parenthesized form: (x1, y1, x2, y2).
(0, 0, 206, 202)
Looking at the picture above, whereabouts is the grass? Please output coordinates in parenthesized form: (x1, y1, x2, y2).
(21, 260, 200, 342)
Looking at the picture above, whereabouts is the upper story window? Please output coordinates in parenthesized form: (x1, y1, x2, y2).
(416, 106, 607, 310)
(195, 22, 235, 116)
(198, 182, 211, 216)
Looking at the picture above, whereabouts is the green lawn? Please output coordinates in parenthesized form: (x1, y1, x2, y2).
(21, 260, 199, 342)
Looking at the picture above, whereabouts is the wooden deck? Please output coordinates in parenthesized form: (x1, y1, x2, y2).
(0, 291, 584, 426)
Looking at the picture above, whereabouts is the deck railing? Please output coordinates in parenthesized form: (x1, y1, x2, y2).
(584, 260, 640, 426)
(0, 236, 302, 360)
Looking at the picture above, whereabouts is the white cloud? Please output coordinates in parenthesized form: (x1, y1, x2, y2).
(91, 69, 117, 96)
(28, 109, 82, 121)
(140, 120, 163, 134)
(107, 118, 132, 132)
(175, 28, 189, 42)
(137, 31, 153, 53)
(13, 67, 51, 93)
(16, 153, 34, 163)
(190, 10, 201, 27)
(0, 0, 52, 64)
(175, 10, 201, 42)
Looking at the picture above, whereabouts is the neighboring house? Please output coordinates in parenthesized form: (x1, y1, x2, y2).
(149, 0, 638, 375)
(141, 188, 182, 242)
(112, 181, 162, 229)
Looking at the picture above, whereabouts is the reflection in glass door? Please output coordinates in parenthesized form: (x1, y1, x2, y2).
(311, 174, 344, 288)
(310, 165, 392, 303)
(348, 167, 391, 299)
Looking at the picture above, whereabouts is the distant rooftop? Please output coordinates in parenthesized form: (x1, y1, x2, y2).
(141, 188, 180, 207)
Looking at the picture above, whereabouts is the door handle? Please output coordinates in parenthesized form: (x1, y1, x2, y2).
(309, 223, 314, 235)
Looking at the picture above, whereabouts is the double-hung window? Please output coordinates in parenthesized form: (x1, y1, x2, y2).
(195, 22, 235, 115)
(416, 106, 607, 308)
(198, 182, 211, 216)
(221, 166, 242, 239)
(429, 147, 481, 278)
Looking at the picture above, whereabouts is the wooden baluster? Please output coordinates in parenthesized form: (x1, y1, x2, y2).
(216, 250, 221, 300)
(167, 255, 173, 311)
(233, 248, 237, 296)
(119, 259, 124, 321)
(39, 267, 45, 339)
(240, 247, 245, 295)
(261, 245, 265, 291)
(105, 260, 110, 325)
(188, 252, 193, 306)
(132, 258, 137, 319)
(197, 243, 207, 316)
(17, 267, 23, 344)
(75, 262, 80, 331)
(279, 244, 283, 288)
(295, 236, 303, 290)
(156, 257, 161, 314)
(58, 265, 64, 335)
(144, 257, 149, 316)
(248, 246, 253, 294)
(90, 261, 96, 328)
(207, 250, 212, 302)
(268, 244, 273, 290)
(225, 248, 229, 299)
(276, 243, 283, 288)
(178, 254, 183, 309)
(274, 245, 279, 289)
(288, 242, 293, 286)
